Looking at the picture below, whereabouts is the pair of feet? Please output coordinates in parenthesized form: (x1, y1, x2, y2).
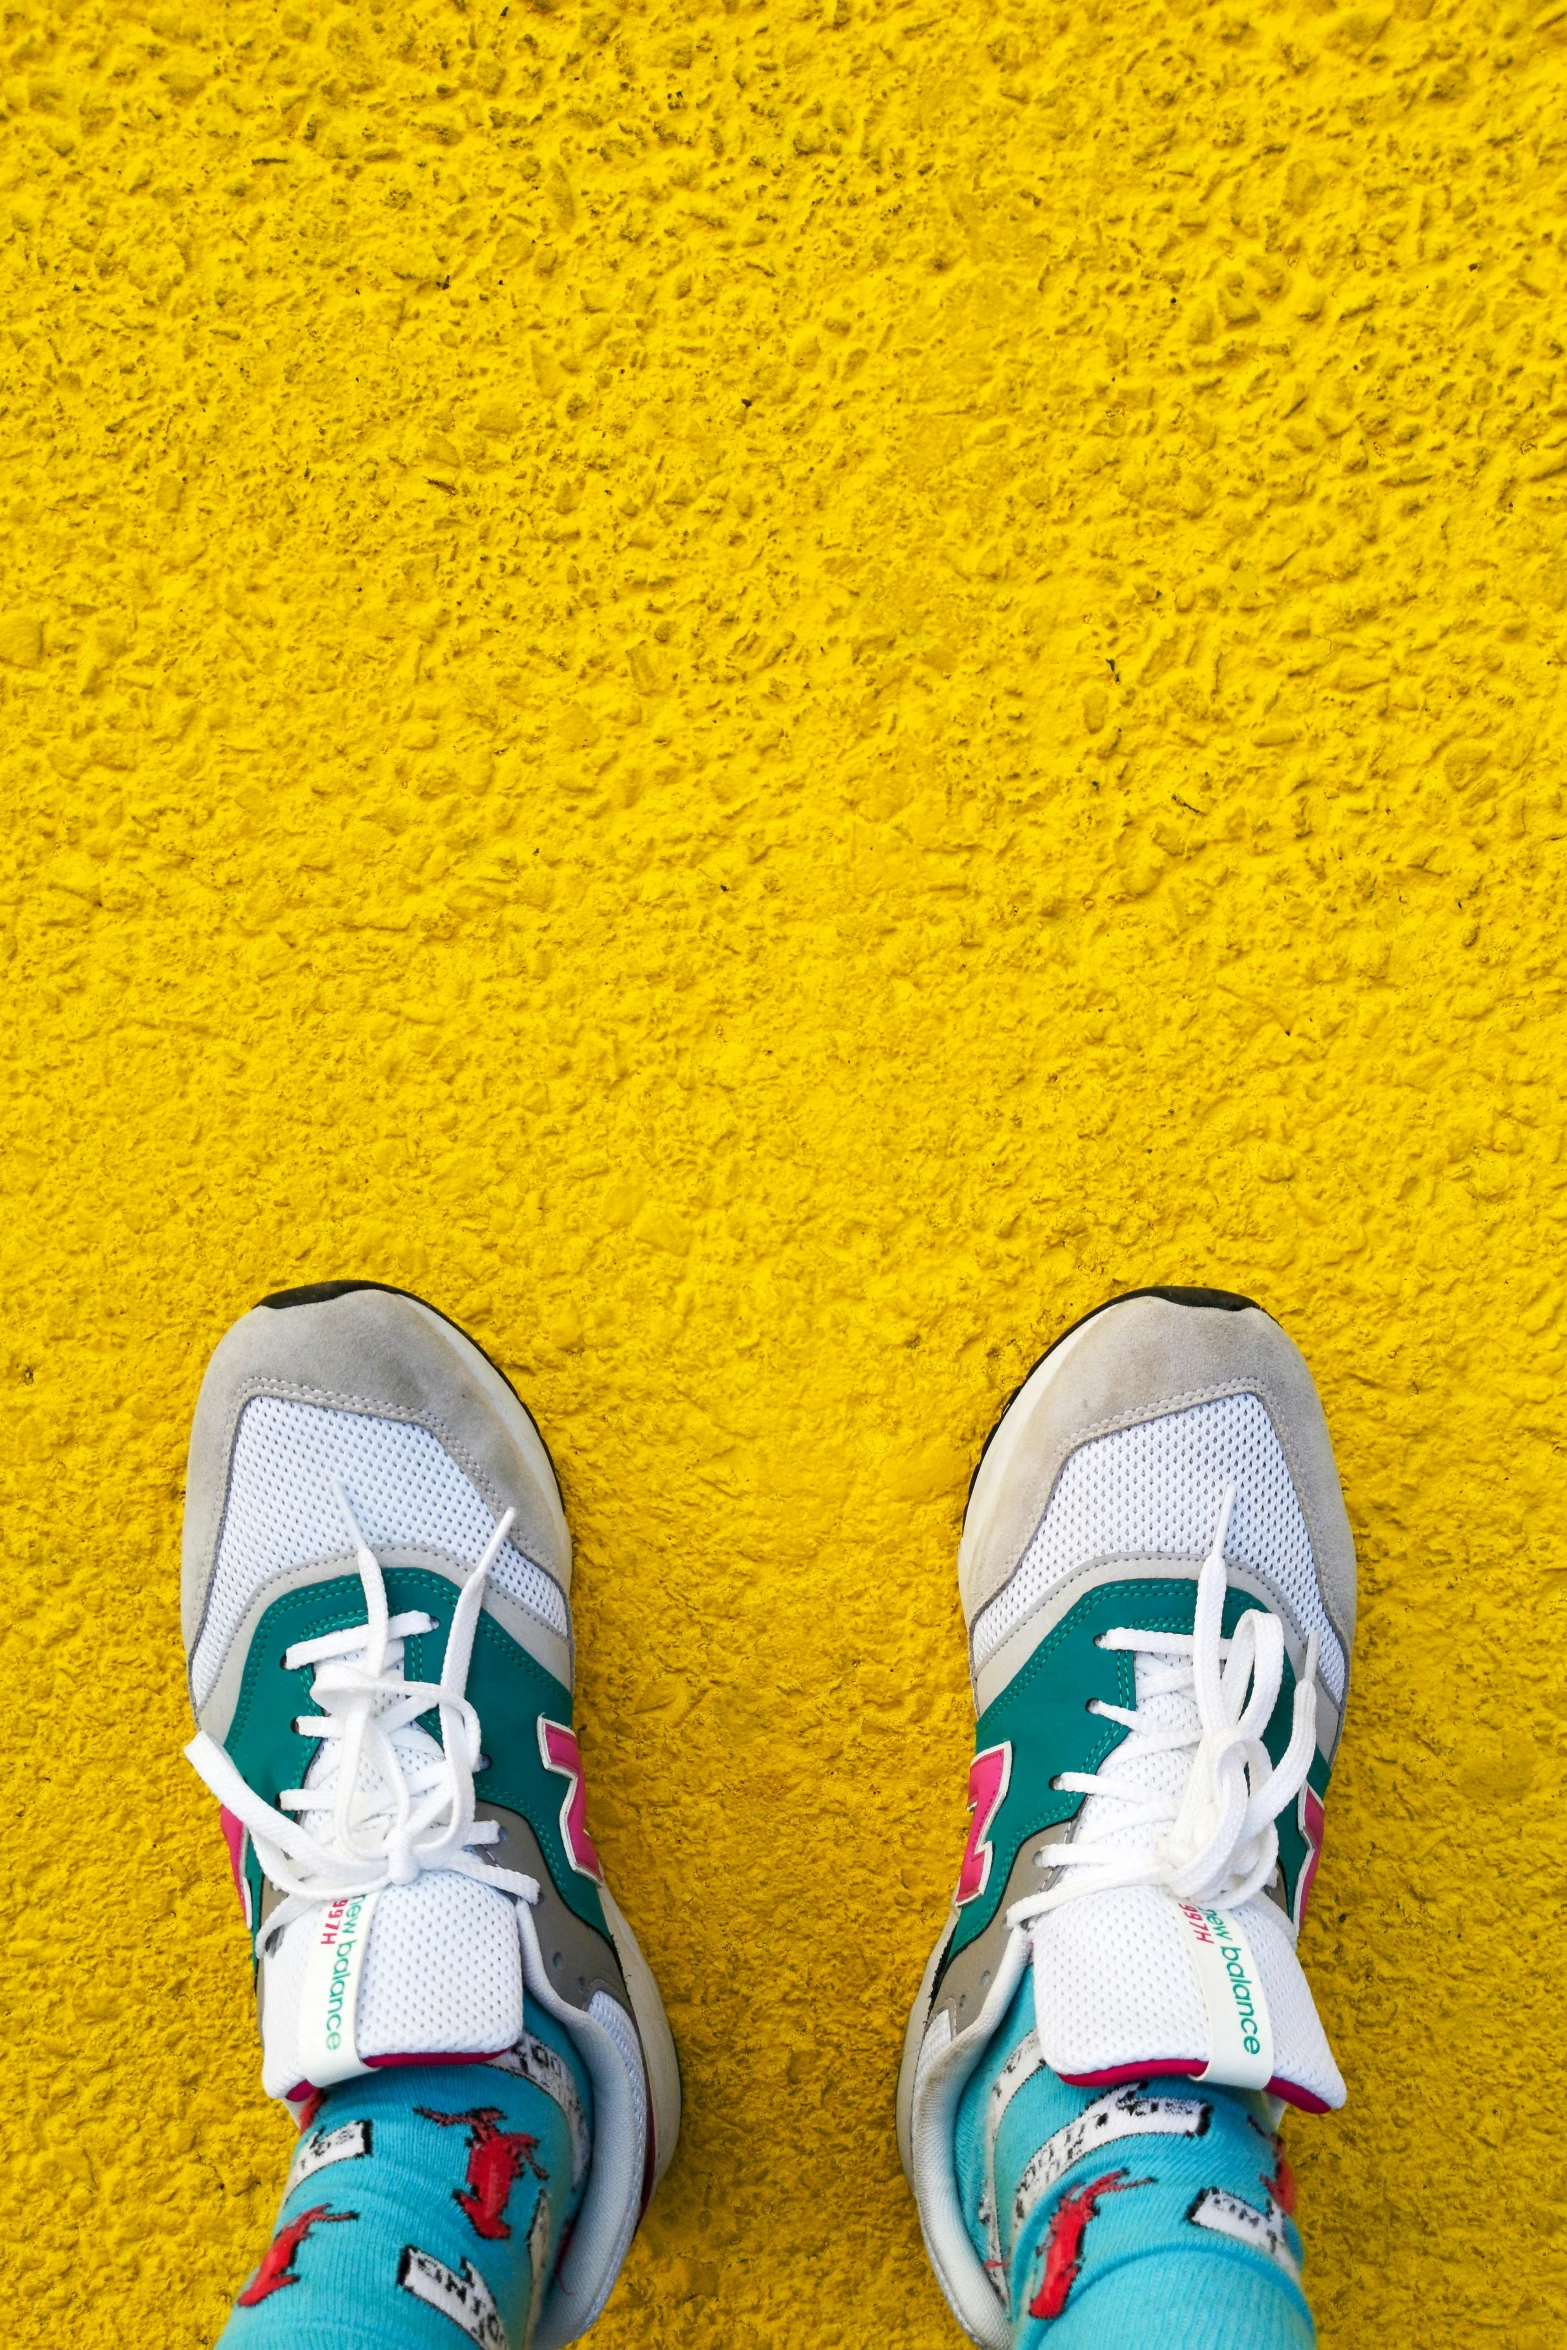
(183, 1280, 1353, 2344)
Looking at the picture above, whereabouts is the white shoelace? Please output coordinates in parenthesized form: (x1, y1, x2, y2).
(186, 1480, 539, 1946)
(1005, 1485, 1318, 1933)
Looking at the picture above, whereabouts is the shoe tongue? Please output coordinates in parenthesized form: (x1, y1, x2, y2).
(263, 1873, 525, 2097)
(1075, 1673, 1202, 1858)
(1026, 1882, 1345, 2111)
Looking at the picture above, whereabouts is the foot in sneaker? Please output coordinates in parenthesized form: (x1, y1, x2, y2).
(899, 1287, 1355, 2347)
(182, 1281, 680, 2348)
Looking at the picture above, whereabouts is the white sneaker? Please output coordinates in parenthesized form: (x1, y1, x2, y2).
(898, 1287, 1355, 2349)
(181, 1280, 681, 2350)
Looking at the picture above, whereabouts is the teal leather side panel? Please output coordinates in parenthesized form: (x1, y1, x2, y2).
(221, 1571, 606, 1939)
(946, 1579, 1326, 1969)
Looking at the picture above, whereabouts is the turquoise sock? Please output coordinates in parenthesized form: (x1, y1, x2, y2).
(219, 2005, 593, 2350)
(956, 1976, 1315, 2349)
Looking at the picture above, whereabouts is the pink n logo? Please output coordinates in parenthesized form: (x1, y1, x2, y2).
(538, 1720, 606, 1885)
(1293, 1785, 1325, 1929)
(219, 1805, 254, 1930)
(956, 1741, 1013, 1905)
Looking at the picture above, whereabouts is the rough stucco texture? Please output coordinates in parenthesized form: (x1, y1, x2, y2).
(2, 0, 1565, 2343)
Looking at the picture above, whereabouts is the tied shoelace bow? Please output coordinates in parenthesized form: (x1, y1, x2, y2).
(186, 1480, 540, 1948)
(1005, 1484, 1320, 1934)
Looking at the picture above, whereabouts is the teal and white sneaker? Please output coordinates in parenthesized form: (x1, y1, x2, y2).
(898, 1287, 1356, 2348)
(182, 1281, 680, 2350)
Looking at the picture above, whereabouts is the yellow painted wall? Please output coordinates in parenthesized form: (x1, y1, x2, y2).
(3, 0, 1564, 2340)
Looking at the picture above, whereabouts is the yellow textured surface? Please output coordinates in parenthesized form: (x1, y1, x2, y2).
(3, 0, 1565, 2342)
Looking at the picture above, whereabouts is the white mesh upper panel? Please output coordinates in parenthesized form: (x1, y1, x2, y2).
(971, 1393, 1346, 1700)
(259, 1873, 525, 2095)
(193, 1396, 567, 1704)
(1028, 1882, 1344, 2108)
(356, 1874, 524, 2060)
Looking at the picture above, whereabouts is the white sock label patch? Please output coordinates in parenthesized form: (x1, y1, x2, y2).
(1188, 2185, 1300, 2281)
(1169, 1897, 1274, 2091)
(491, 2030, 590, 2191)
(296, 1890, 379, 2087)
(979, 2028, 1046, 2288)
(287, 2117, 371, 2192)
(397, 2247, 507, 2348)
(1013, 2082, 1209, 2239)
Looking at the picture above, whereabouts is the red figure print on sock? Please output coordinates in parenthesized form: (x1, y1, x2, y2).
(1270, 2145, 1297, 2216)
(1028, 2169, 1152, 2321)
(415, 2106, 547, 2241)
(236, 2204, 358, 2305)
